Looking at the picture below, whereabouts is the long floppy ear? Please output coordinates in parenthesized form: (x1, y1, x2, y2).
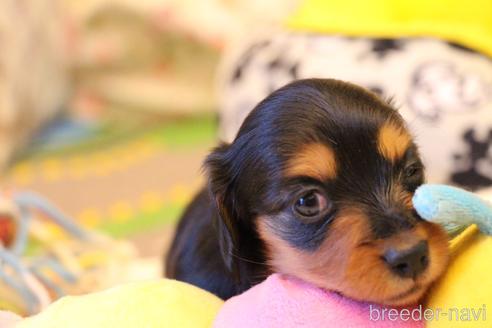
(204, 143, 241, 275)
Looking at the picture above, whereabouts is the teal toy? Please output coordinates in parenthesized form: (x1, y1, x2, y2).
(412, 184, 492, 236)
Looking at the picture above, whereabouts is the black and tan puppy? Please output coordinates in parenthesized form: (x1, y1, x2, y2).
(165, 79, 449, 306)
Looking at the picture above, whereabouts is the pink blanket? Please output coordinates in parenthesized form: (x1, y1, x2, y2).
(214, 274, 423, 328)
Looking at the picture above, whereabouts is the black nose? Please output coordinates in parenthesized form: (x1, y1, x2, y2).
(383, 241, 429, 278)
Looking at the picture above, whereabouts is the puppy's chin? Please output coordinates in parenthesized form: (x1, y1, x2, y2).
(333, 279, 430, 306)
(381, 285, 428, 307)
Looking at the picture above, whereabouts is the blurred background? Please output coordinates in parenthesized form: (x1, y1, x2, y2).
(0, 0, 301, 314)
(0, 0, 491, 316)
(0, 1, 290, 254)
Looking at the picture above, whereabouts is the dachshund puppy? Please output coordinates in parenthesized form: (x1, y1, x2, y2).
(165, 78, 449, 306)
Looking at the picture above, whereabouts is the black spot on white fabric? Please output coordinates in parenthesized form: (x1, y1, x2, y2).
(267, 55, 299, 79)
(289, 63, 299, 79)
(231, 40, 271, 83)
(371, 38, 404, 59)
(450, 128, 492, 190)
(268, 57, 283, 70)
(446, 42, 477, 54)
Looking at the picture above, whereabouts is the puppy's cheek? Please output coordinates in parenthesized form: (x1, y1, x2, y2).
(420, 221, 450, 284)
(256, 217, 342, 287)
(401, 191, 414, 210)
(343, 247, 403, 303)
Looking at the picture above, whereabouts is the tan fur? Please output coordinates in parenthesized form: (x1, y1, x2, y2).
(377, 121, 412, 162)
(285, 143, 337, 180)
(257, 208, 449, 306)
(393, 185, 414, 209)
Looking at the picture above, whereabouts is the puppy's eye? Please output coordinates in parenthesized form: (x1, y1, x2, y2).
(404, 164, 422, 178)
(294, 191, 328, 217)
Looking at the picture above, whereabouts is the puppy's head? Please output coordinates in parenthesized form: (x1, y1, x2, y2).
(206, 79, 449, 305)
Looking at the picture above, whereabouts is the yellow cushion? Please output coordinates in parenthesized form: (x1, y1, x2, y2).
(425, 225, 492, 327)
(286, 0, 492, 57)
(17, 279, 224, 328)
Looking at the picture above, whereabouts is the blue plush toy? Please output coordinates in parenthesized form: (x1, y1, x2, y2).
(412, 184, 492, 328)
(413, 184, 492, 236)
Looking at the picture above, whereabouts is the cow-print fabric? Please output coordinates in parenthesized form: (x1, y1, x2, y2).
(218, 33, 492, 190)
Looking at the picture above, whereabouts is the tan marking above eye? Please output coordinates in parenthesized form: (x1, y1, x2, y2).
(377, 121, 412, 162)
(285, 143, 337, 180)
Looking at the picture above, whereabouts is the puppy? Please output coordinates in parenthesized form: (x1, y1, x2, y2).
(165, 78, 449, 306)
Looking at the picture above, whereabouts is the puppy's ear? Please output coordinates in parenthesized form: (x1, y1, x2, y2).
(204, 143, 241, 274)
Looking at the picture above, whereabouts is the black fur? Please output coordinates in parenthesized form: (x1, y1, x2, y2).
(165, 79, 424, 299)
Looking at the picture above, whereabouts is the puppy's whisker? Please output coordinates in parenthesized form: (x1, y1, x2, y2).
(357, 240, 376, 248)
(229, 252, 269, 266)
(249, 271, 271, 281)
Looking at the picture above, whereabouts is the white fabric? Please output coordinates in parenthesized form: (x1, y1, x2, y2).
(218, 34, 492, 189)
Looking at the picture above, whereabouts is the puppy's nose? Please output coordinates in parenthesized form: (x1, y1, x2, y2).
(383, 241, 429, 278)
